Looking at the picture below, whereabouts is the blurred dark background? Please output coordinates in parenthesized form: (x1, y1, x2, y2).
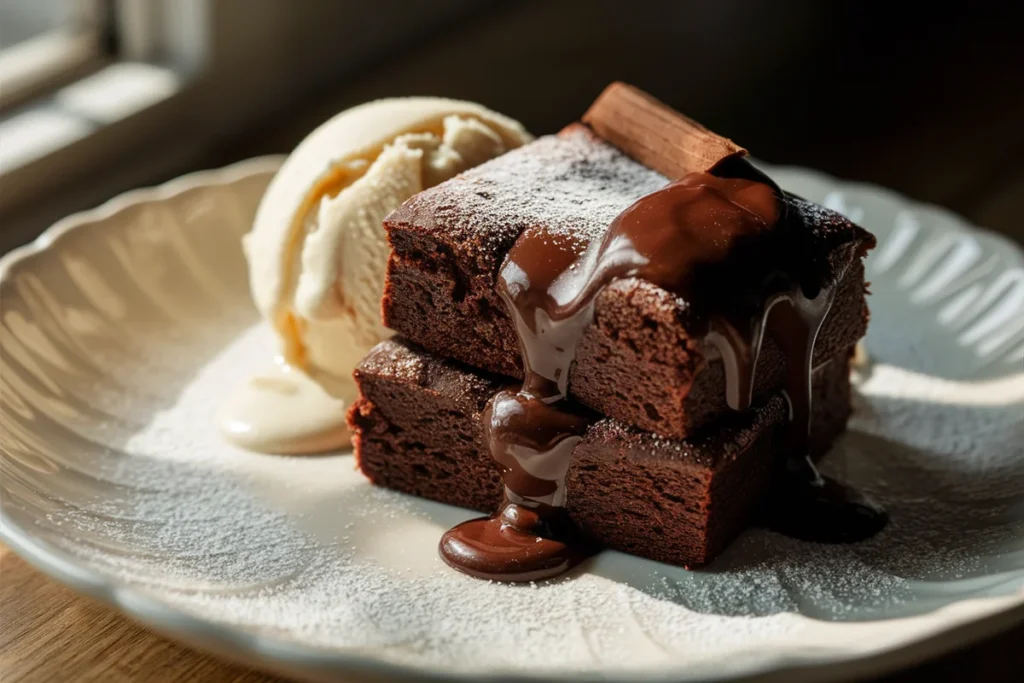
(2, 0, 1023, 250)
(228, 0, 1024, 240)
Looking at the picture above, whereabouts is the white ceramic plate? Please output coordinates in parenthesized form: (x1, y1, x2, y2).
(1, 157, 1022, 683)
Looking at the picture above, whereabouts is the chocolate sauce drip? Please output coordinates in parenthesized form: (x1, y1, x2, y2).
(438, 232, 598, 582)
(440, 165, 885, 582)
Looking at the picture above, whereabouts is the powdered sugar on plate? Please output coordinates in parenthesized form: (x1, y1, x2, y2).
(29, 316, 1023, 673)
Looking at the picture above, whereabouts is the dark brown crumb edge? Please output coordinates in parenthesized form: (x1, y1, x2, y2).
(349, 338, 853, 569)
(382, 124, 874, 440)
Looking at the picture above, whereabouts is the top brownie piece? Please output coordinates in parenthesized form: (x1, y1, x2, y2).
(382, 124, 874, 439)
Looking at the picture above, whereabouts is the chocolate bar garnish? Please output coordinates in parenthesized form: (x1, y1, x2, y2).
(583, 82, 746, 179)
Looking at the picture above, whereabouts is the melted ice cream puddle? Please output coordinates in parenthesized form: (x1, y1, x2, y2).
(218, 357, 351, 454)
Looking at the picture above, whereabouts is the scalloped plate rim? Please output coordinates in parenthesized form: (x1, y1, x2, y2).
(1, 156, 1023, 683)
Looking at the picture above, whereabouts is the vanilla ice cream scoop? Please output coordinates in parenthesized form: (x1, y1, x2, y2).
(221, 99, 530, 454)
(245, 98, 530, 395)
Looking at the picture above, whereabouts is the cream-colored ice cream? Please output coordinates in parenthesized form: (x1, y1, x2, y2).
(220, 98, 530, 454)
(244, 97, 531, 397)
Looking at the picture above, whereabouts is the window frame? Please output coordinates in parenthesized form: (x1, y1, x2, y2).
(0, 0, 108, 111)
(0, 0, 481, 253)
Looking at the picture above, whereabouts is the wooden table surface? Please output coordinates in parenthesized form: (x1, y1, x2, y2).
(3, 3, 1024, 681)
(0, 546, 275, 682)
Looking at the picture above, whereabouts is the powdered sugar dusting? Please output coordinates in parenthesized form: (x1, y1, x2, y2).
(411, 127, 668, 245)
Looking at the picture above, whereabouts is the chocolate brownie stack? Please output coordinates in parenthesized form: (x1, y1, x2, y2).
(348, 84, 877, 576)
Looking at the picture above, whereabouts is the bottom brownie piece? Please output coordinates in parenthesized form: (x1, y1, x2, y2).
(349, 338, 853, 568)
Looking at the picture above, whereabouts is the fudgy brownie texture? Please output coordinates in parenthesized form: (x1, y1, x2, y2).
(349, 338, 853, 568)
(382, 124, 874, 440)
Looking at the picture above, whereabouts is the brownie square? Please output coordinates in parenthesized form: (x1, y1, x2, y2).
(349, 338, 853, 568)
(382, 124, 872, 440)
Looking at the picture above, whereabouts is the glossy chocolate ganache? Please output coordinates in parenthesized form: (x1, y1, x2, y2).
(439, 157, 887, 582)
